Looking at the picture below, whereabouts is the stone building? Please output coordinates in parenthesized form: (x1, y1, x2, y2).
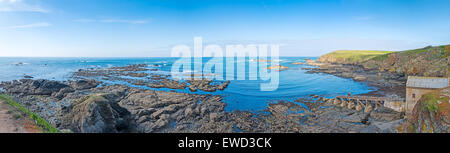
(405, 76, 449, 117)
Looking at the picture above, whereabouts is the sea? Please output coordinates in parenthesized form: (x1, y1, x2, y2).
(0, 57, 376, 112)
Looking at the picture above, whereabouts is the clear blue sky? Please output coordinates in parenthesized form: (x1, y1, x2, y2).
(0, 0, 449, 57)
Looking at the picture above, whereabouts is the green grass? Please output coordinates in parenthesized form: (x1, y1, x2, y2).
(402, 48, 429, 56)
(13, 113, 22, 119)
(422, 93, 448, 113)
(0, 94, 59, 133)
(323, 50, 393, 63)
(330, 50, 393, 55)
(323, 45, 449, 64)
(371, 53, 391, 61)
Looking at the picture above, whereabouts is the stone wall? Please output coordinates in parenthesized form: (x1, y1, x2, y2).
(383, 100, 405, 112)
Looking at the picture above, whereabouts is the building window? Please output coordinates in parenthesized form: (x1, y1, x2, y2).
(412, 94, 415, 98)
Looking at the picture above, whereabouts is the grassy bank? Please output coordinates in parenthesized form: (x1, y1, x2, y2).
(0, 94, 59, 133)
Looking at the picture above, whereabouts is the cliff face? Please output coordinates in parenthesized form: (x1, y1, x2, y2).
(363, 45, 449, 77)
(398, 92, 449, 133)
(318, 45, 449, 77)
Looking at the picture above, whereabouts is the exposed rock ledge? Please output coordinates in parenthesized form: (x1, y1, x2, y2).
(0, 79, 407, 133)
(304, 60, 406, 98)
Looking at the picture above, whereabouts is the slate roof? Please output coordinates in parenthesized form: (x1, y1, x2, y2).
(406, 76, 449, 89)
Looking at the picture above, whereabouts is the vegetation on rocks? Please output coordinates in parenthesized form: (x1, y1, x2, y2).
(60, 93, 129, 133)
(398, 92, 449, 133)
(317, 45, 449, 77)
(363, 45, 449, 77)
(0, 94, 59, 133)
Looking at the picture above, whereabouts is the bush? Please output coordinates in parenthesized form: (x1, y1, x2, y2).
(13, 113, 22, 119)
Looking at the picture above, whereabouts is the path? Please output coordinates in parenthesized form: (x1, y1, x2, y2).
(0, 100, 40, 133)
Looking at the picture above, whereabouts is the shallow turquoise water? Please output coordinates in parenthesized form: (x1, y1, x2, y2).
(0, 57, 375, 112)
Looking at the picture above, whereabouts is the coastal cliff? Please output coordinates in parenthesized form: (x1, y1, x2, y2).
(307, 45, 449, 98)
(318, 45, 449, 77)
(398, 91, 449, 133)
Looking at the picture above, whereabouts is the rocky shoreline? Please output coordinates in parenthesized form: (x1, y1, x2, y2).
(0, 63, 408, 133)
(304, 59, 407, 98)
(73, 64, 230, 92)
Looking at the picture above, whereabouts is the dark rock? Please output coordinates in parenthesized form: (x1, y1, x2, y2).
(70, 79, 100, 90)
(370, 110, 403, 122)
(0, 79, 69, 95)
(24, 75, 33, 79)
(186, 79, 230, 92)
(126, 72, 148, 77)
(52, 87, 75, 99)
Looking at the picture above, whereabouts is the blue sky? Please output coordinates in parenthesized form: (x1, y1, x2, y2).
(0, 0, 449, 57)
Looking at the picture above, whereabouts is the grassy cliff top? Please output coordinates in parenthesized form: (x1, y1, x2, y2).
(318, 50, 393, 64)
(329, 50, 393, 55)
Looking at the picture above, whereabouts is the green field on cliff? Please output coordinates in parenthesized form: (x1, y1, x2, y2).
(318, 50, 393, 64)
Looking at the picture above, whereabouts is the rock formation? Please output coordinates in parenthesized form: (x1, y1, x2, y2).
(398, 92, 449, 133)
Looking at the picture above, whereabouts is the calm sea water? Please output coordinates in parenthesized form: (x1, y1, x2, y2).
(0, 57, 375, 112)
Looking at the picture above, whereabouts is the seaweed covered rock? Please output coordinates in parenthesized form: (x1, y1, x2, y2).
(398, 92, 450, 133)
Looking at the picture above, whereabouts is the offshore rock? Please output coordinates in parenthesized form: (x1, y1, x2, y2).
(186, 79, 230, 92)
